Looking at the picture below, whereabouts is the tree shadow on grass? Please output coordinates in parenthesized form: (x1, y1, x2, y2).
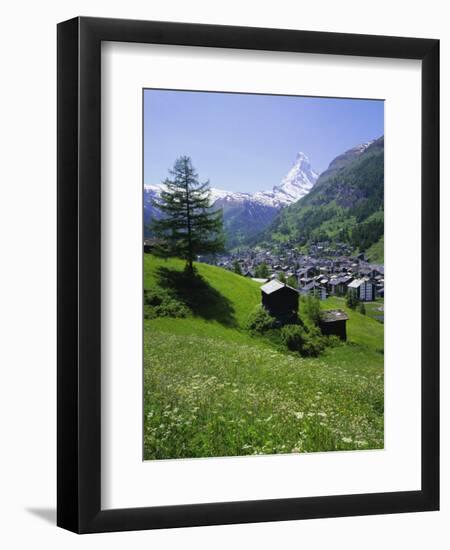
(155, 266, 238, 327)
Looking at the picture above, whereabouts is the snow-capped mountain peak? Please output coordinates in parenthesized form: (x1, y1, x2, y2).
(209, 187, 249, 204)
(352, 140, 375, 154)
(212, 151, 318, 208)
(268, 151, 318, 205)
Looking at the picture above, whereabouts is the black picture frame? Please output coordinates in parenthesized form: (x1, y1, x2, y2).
(57, 16, 439, 533)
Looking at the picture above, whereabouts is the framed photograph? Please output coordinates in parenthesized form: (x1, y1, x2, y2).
(57, 17, 439, 533)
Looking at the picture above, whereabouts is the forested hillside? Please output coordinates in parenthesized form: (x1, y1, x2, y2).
(253, 137, 384, 255)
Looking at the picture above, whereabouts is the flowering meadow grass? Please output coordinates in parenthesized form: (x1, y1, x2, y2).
(143, 255, 384, 459)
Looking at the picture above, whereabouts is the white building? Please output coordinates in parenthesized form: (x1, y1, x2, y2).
(347, 278, 375, 301)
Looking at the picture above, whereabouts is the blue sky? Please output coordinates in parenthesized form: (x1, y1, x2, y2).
(143, 89, 384, 193)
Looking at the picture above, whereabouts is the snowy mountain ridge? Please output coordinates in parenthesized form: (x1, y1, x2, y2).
(144, 151, 318, 209)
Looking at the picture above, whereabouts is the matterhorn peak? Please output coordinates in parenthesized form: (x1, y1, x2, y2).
(292, 151, 316, 173)
(295, 151, 309, 162)
(270, 151, 318, 204)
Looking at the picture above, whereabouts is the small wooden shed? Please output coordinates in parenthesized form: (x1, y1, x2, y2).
(319, 309, 349, 341)
(261, 280, 299, 324)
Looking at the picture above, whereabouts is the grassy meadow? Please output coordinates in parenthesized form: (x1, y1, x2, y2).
(143, 255, 384, 460)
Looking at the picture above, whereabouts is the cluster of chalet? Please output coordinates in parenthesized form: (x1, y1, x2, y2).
(297, 266, 384, 302)
(212, 242, 384, 302)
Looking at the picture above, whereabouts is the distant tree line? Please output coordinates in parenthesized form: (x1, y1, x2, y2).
(349, 218, 384, 251)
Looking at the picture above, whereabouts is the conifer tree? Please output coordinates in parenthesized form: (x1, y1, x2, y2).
(255, 262, 269, 279)
(346, 292, 359, 310)
(151, 156, 224, 272)
(233, 260, 243, 275)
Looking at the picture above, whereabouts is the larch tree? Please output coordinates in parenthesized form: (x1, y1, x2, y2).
(151, 156, 224, 272)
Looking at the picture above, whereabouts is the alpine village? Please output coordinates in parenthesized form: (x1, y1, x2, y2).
(143, 136, 385, 460)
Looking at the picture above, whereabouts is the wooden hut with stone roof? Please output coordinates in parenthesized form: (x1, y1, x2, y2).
(319, 309, 349, 341)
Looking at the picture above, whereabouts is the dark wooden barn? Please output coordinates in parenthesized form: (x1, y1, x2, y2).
(319, 309, 349, 341)
(261, 280, 299, 324)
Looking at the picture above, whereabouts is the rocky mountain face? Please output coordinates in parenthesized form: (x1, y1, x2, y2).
(144, 152, 318, 247)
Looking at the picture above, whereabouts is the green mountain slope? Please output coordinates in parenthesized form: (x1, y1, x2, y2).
(254, 137, 384, 253)
(144, 254, 262, 331)
(143, 255, 384, 459)
(366, 235, 384, 263)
